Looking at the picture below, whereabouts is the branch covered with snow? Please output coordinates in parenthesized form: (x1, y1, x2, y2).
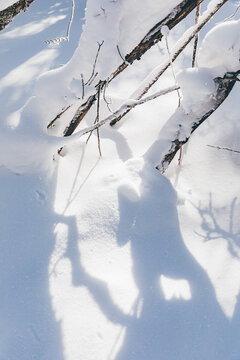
(0, 0, 35, 31)
(61, 85, 180, 146)
(130, 0, 229, 100)
(62, 0, 206, 136)
(110, 0, 229, 126)
(155, 70, 240, 173)
(110, 0, 205, 80)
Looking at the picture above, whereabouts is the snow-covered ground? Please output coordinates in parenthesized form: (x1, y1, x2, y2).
(1, 0, 240, 359)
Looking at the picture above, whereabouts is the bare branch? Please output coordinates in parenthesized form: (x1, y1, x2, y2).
(86, 86, 102, 156)
(110, 0, 228, 126)
(224, 2, 240, 21)
(110, 0, 206, 80)
(61, 0, 206, 136)
(81, 73, 85, 100)
(64, 85, 180, 143)
(156, 70, 240, 173)
(47, 105, 72, 129)
(207, 145, 240, 154)
(116, 45, 125, 62)
(131, 0, 229, 100)
(192, 0, 201, 67)
(63, 87, 101, 137)
(0, 0, 35, 31)
(85, 41, 104, 86)
(163, 30, 181, 106)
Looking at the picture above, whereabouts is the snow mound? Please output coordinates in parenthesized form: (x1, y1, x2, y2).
(198, 20, 240, 76)
(177, 67, 215, 114)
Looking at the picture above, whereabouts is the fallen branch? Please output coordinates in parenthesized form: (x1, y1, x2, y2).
(86, 86, 102, 156)
(207, 145, 240, 154)
(47, 105, 72, 129)
(61, 0, 205, 136)
(0, 0, 35, 31)
(85, 41, 104, 86)
(155, 70, 240, 173)
(63, 85, 180, 143)
(64, 93, 98, 136)
(111, 0, 205, 79)
(110, 0, 228, 126)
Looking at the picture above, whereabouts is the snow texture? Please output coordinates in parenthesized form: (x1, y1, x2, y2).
(1, 0, 240, 359)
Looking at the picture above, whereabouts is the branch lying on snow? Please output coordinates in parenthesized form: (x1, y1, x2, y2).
(0, 0, 35, 31)
(47, 105, 72, 129)
(110, 0, 228, 126)
(110, 0, 205, 79)
(155, 70, 240, 173)
(61, 0, 205, 136)
(63, 92, 98, 136)
(61, 86, 180, 146)
(207, 145, 240, 154)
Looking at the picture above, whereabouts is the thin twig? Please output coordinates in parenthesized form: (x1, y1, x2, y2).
(86, 86, 102, 156)
(85, 41, 104, 86)
(47, 105, 72, 129)
(178, 143, 183, 166)
(207, 144, 240, 154)
(81, 73, 85, 100)
(192, 0, 201, 67)
(87, 72, 98, 86)
(224, 3, 240, 21)
(164, 34, 181, 106)
(102, 80, 113, 112)
(116, 45, 125, 62)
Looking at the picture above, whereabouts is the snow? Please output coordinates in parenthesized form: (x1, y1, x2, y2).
(1, 0, 240, 359)
(0, 0, 19, 11)
(198, 19, 240, 76)
(176, 67, 215, 113)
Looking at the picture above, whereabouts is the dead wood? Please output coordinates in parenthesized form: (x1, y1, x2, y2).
(0, 0, 35, 31)
(62, 0, 205, 136)
(157, 70, 240, 173)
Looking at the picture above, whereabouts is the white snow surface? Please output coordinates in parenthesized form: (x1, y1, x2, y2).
(198, 19, 240, 76)
(1, 0, 240, 359)
(0, 0, 19, 11)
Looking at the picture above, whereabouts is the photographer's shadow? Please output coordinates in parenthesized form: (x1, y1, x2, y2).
(115, 159, 236, 360)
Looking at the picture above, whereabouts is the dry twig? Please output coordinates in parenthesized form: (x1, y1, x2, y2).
(192, 0, 201, 67)
(85, 41, 104, 86)
(207, 145, 240, 154)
